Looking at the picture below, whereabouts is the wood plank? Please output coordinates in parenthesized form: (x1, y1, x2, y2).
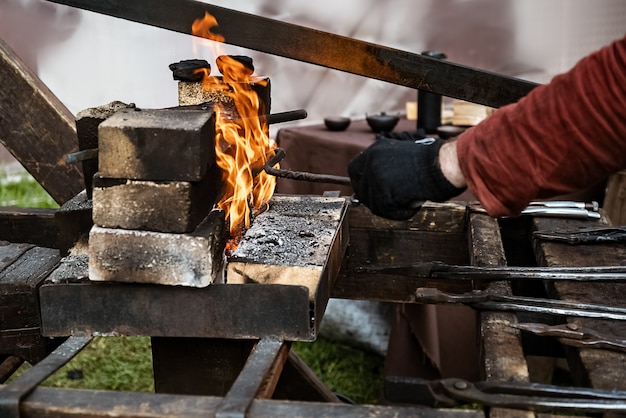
(0, 245, 60, 363)
(14, 385, 484, 417)
(0, 208, 58, 249)
(532, 215, 626, 391)
(0, 37, 83, 204)
(334, 202, 471, 301)
(468, 213, 532, 418)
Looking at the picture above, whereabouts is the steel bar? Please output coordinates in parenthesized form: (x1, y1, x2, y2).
(415, 288, 626, 321)
(45, 0, 537, 108)
(0, 336, 91, 418)
(216, 337, 289, 418)
(511, 322, 626, 353)
(359, 261, 626, 282)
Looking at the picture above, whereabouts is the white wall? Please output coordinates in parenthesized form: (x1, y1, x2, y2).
(3, 0, 626, 124)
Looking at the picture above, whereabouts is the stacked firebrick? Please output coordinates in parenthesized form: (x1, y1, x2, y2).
(87, 107, 226, 287)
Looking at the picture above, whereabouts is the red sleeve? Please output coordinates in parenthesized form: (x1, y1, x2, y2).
(456, 34, 626, 217)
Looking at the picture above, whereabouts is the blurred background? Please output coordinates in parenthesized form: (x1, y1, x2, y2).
(1, 0, 625, 162)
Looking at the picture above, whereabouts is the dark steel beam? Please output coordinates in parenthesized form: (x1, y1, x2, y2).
(45, 0, 538, 108)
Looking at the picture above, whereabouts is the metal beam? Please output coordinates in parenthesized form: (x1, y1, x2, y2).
(46, 0, 538, 108)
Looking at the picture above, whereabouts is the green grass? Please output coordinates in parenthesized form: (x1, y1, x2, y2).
(0, 165, 58, 208)
(2, 167, 384, 405)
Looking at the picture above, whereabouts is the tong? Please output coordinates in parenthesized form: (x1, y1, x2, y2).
(511, 322, 626, 352)
(534, 225, 626, 244)
(385, 376, 626, 413)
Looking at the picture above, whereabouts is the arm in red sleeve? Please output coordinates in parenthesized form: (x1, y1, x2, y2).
(456, 35, 626, 217)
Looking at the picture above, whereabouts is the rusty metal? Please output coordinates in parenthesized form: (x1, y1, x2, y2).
(39, 279, 316, 341)
(385, 376, 626, 413)
(45, 0, 538, 108)
(263, 148, 352, 186)
(414, 288, 626, 321)
(511, 322, 626, 353)
(0, 356, 23, 384)
(0, 335, 91, 418)
(216, 337, 288, 418)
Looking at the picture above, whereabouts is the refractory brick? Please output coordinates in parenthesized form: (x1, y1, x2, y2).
(92, 163, 222, 233)
(89, 210, 226, 287)
(98, 108, 215, 181)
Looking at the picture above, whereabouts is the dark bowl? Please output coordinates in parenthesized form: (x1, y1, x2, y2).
(366, 113, 399, 133)
(324, 117, 351, 131)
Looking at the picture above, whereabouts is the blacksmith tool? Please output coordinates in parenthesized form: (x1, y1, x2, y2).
(414, 288, 626, 321)
(358, 261, 626, 282)
(45, 0, 538, 109)
(533, 225, 626, 244)
(262, 148, 352, 186)
(471, 200, 602, 219)
(385, 376, 626, 413)
(511, 322, 626, 353)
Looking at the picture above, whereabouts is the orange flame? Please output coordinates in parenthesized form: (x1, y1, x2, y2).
(192, 12, 225, 43)
(192, 14, 276, 244)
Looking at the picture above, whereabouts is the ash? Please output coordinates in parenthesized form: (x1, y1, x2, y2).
(231, 196, 345, 267)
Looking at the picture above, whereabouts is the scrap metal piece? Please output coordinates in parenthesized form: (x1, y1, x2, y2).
(45, 0, 537, 108)
(414, 288, 626, 321)
(511, 322, 626, 353)
(0, 335, 92, 418)
(385, 376, 626, 413)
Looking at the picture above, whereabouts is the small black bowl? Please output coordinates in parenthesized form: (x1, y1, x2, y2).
(324, 117, 351, 131)
(366, 112, 399, 133)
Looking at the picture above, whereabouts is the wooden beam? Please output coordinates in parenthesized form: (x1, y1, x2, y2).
(468, 213, 532, 418)
(0, 207, 58, 248)
(14, 385, 484, 417)
(0, 37, 83, 204)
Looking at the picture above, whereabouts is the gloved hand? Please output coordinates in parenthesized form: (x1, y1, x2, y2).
(348, 137, 466, 220)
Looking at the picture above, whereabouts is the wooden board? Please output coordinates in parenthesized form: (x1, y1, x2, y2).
(532, 215, 626, 391)
(0, 37, 83, 204)
(334, 202, 472, 302)
(0, 208, 58, 249)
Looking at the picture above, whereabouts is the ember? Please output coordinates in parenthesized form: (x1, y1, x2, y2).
(192, 13, 277, 247)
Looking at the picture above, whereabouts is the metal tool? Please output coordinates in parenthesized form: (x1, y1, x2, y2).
(262, 148, 352, 186)
(471, 200, 601, 219)
(511, 322, 626, 353)
(45, 0, 538, 109)
(385, 376, 626, 413)
(358, 261, 626, 282)
(414, 288, 626, 321)
(534, 225, 626, 244)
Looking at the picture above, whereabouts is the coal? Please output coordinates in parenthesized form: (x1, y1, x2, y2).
(169, 59, 211, 82)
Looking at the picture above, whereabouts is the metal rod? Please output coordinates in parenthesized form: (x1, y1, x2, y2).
(415, 288, 626, 321)
(264, 148, 352, 186)
(358, 261, 626, 282)
(45, 0, 538, 108)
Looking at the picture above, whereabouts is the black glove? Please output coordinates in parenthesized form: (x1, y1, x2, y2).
(348, 137, 466, 220)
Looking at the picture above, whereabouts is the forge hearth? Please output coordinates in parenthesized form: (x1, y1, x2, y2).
(88, 106, 226, 287)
